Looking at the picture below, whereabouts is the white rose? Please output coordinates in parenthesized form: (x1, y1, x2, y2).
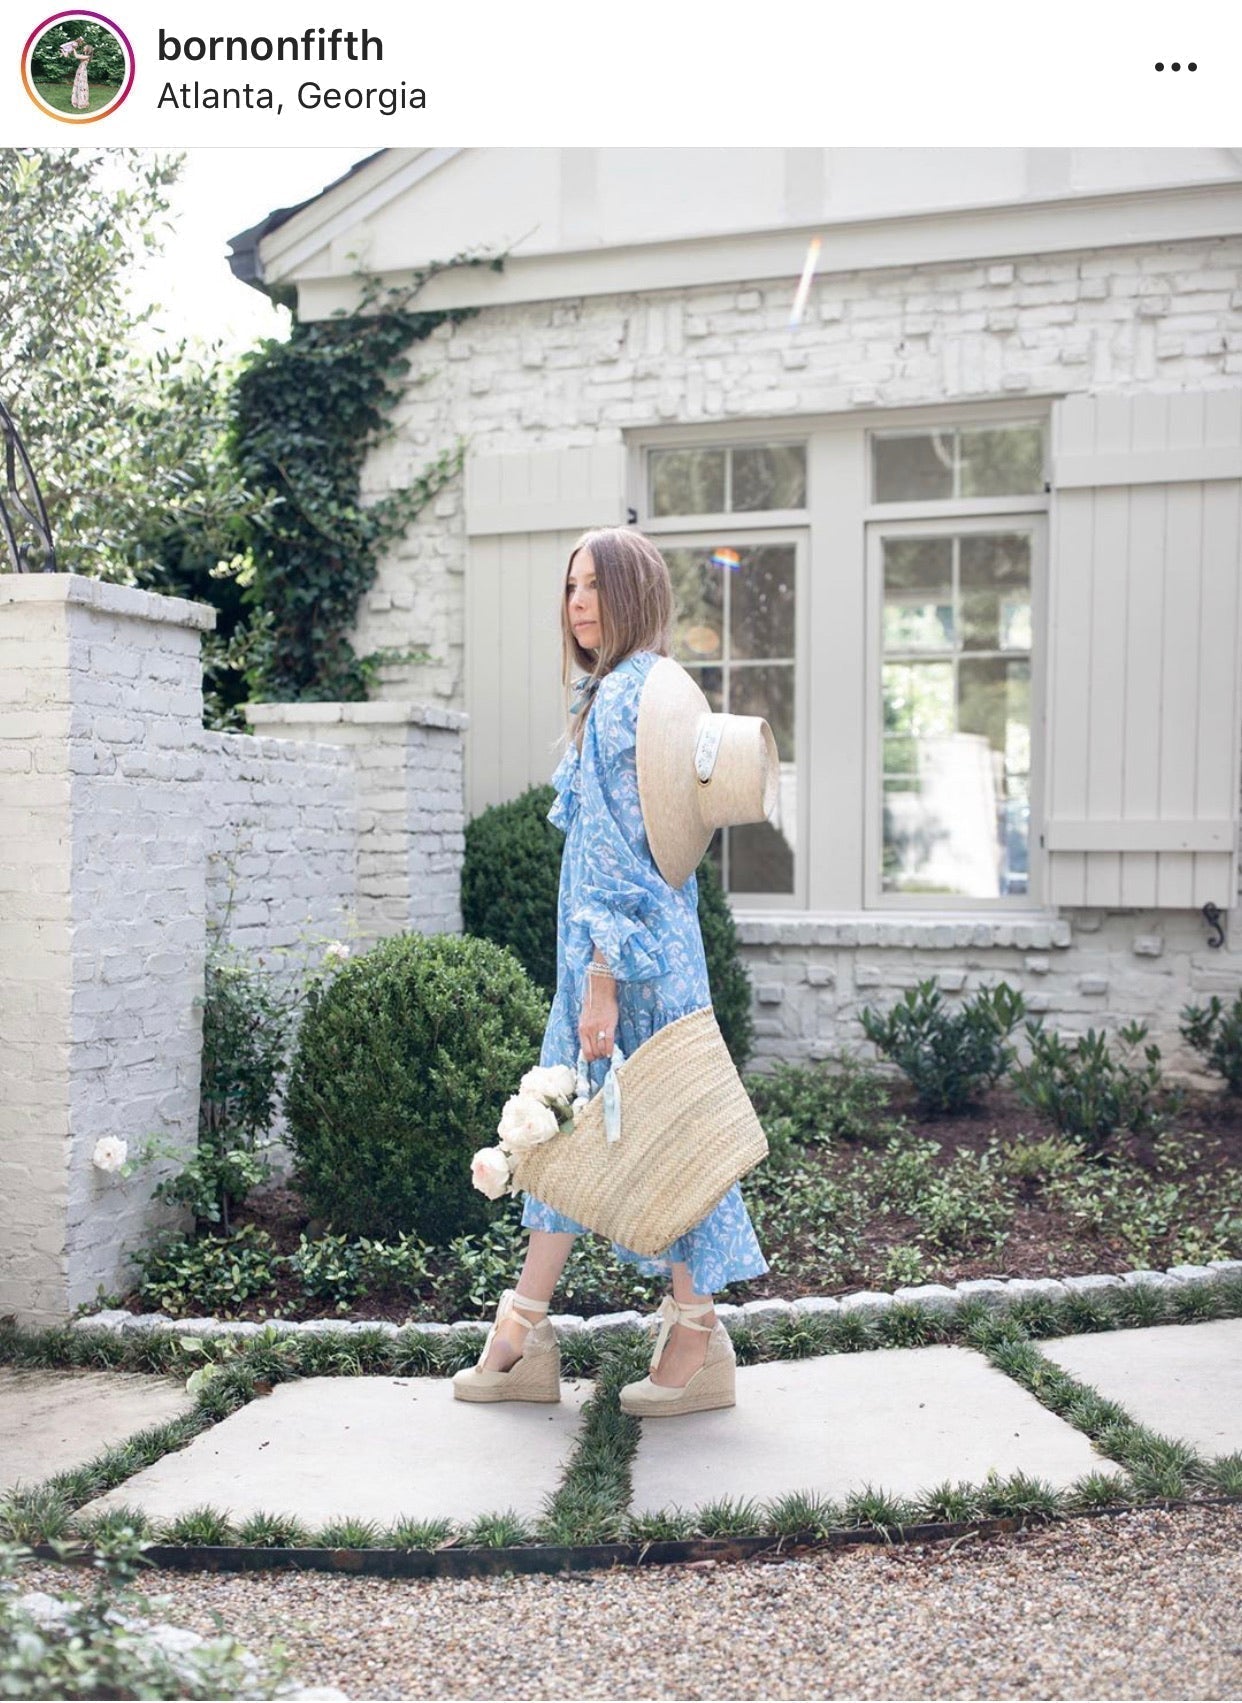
(470, 1147, 512, 1200)
(497, 1092, 560, 1154)
(92, 1137, 128, 1173)
(519, 1064, 576, 1104)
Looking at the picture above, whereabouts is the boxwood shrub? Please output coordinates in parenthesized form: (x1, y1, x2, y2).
(282, 932, 548, 1242)
(463, 781, 754, 1072)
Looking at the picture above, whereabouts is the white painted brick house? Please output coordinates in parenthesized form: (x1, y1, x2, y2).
(229, 146, 1242, 1074)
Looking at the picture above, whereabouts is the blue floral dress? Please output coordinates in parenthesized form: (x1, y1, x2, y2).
(521, 647, 769, 1295)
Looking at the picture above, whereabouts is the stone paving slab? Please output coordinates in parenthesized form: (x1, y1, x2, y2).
(76, 1374, 595, 1528)
(629, 1343, 1107, 1517)
(1039, 1319, 1242, 1459)
(0, 1369, 197, 1495)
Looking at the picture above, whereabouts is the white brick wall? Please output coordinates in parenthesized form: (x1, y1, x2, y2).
(1, 577, 470, 1325)
(358, 234, 1242, 706)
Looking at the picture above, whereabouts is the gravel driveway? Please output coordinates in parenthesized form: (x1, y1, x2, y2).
(13, 1501, 1242, 1699)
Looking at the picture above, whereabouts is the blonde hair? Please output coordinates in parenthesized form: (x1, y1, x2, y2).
(555, 527, 673, 757)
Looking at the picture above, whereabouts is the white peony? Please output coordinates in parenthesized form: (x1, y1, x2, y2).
(496, 1092, 560, 1156)
(92, 1137, 128, 1173)
(519, 1064, 576, 1104)
(470, 1146, 513, 1200)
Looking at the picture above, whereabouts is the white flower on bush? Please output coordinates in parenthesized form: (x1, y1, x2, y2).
(323, 941, 351, 963)
(496, 1092, 561, 1157)
(92, 1136, 128, 1174)
(470, 1146, 513, 1200)
(518, 1064, 576, 1105)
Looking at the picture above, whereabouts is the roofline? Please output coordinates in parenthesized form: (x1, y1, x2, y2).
(225, 148, 390, 300)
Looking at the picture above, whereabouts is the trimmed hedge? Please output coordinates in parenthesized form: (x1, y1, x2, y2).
(282, 932, 548, 1242)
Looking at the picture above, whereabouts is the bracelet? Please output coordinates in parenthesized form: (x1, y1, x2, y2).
(586, 962, 615, 980)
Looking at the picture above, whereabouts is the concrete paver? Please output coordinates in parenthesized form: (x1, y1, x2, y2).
(0, 1368, 197, 1494)
(1039, 1318, 1242, 1458)
(628, 1343, 1108, 1516)
(76, 1373, 595, 1528)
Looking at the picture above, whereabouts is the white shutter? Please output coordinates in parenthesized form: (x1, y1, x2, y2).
(463, 446, 626, 818)
(1044, 389, 1242, 908)
(464, 445, 626, 535)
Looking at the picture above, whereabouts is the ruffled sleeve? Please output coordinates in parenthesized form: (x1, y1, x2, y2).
(569, 662, 670, 983)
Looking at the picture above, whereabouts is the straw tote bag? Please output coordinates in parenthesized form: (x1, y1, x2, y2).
(509, 1005, 769, 1257)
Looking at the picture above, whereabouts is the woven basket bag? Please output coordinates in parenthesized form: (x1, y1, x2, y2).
(509, 1005, 768, 1256)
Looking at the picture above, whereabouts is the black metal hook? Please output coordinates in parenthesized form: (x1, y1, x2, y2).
(1202, 901, 1225, 949)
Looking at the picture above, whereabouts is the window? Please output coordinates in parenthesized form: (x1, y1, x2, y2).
(870, 419, 1045, 904)
(635, 410, 1048, 912)
(642, 441, 805, 899)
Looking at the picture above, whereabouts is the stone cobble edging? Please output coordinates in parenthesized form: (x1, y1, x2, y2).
(69, 1260, 1242, 1341)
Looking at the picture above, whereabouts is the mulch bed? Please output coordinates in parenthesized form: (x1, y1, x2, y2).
(110, 1082, 1242, 1325)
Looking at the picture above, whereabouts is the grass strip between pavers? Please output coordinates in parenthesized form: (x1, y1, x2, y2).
(2, 1275, 1241, 1573)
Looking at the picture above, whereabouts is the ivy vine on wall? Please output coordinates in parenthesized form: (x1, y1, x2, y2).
(226, 250, 504, 704)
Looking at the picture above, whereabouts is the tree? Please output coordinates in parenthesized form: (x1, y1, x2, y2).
(0, 148, 269, 588)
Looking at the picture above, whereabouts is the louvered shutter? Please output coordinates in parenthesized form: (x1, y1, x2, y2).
(463, 446, 626, 818)
(1044, 389, 1242, 907)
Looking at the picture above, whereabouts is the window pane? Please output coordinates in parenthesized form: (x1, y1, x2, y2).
(730, 661, 795, 762)
(650, 447, 726, 517)
(883, 661, 954, 738)
(727, 663, 795, 894)
(960, 533, 1032, 651)
(960, 424, 1044, 497)
(731, 444, 807, 511)
(665, 547, 724, 662)
(881, 657, 1031, 899)
(873, 432, 954, 502)
(883, 538, 955, 650)
(731, 543, 795, 660)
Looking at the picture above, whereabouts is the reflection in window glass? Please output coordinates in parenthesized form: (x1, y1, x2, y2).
(664, 543, 796, 895)
(650, 448, 726, 517)
(732, 444, 807, 511)
(873, 422, 1044, 503)
(881, 532, 1032, 899)
(649, 443, 806, 516)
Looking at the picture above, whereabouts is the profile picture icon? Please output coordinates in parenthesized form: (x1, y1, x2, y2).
(22, 11, 134, 121)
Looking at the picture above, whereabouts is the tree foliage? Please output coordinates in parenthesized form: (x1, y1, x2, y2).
(0, 148, 268, 585)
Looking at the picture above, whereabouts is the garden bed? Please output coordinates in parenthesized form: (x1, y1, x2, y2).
(104, 1079, 1242, 1326)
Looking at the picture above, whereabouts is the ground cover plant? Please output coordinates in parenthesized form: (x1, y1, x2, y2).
(100, 1042, 1242, 1325)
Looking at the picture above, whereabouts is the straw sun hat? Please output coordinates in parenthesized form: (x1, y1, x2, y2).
(635, 656, 780, 890)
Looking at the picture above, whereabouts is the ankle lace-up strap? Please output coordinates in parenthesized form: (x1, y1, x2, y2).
(648, 1295, 717, 1374)
(476, 1288, 550, 1370)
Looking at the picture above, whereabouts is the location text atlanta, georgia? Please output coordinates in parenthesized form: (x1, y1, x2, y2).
(158, 27, 383, 60)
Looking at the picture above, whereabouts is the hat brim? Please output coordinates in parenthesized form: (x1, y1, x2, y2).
(636, 657, 714, 890)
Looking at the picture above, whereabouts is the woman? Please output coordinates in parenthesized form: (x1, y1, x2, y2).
(453, 526, 769, 1417)
(68, 40, 93, 110)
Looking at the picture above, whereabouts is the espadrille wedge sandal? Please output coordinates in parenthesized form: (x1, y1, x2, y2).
(451, 1288, 561, 1403)
(619, 1296, 736, 1418)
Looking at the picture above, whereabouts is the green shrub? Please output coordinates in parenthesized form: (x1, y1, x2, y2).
(694, 850, 754, 1072)
(859, 978, 1027, 1115)
(463, 781, 755, 1070)
(1009, 1021, 1176, 1155)
(282, 932, 548, 1242)
(462, 782, 562, 998)
(743, 1049, 897, 1146)
(1179, 992, 1242, 1095)
(130, 1224, 281, 1318)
